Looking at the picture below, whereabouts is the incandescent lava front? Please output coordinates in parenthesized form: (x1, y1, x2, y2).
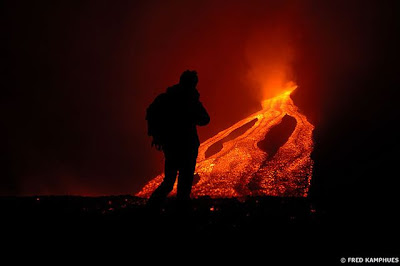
(137, 84, 314, 198)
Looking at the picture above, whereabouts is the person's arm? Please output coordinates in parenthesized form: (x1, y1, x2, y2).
(194, 101, 210, 126)
(192, 90, 210, 126)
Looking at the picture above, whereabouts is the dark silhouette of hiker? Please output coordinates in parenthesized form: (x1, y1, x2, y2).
(146, 70, 210, 209)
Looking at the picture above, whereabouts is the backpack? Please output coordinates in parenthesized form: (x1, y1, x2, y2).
(146, 93, 169, 150)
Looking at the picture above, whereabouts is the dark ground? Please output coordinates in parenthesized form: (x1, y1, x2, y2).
(1, 195, 317, 231)
(1, 195, 398, 264)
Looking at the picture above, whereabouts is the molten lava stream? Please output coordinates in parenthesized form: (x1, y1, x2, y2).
(137, 89, 314, 198)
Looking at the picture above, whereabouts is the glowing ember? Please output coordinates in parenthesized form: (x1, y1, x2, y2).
(137, 84, 314, 198)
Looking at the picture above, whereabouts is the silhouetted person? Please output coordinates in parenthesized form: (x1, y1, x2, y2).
(146, 70, 210, 210)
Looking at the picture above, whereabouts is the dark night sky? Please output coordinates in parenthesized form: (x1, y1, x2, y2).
(2, 0, 400, 201)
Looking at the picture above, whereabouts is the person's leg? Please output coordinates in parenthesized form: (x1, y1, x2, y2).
(148, 153, 178, 206)
(177, 148, 198, 201)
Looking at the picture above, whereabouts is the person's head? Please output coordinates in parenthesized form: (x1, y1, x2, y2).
(179, 70, 198, 89)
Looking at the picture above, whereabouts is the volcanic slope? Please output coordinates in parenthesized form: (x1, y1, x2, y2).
(137, 90, 314, 198)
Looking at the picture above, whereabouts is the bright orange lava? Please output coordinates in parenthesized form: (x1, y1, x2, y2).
(137, 85, 314, 198)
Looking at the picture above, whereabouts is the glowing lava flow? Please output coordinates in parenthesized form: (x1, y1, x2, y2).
(137, 86, 314, 198)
